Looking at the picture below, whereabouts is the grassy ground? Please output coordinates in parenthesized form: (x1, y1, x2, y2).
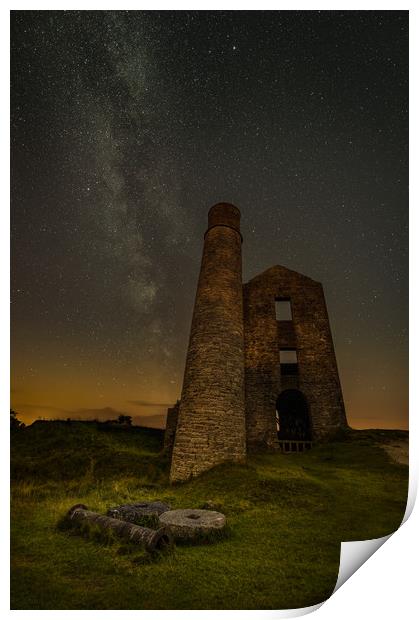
(11, 421, 408, 610)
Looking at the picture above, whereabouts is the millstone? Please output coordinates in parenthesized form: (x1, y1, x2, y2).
(67, 504, 173, 552)
(158, 508, 226, 540)
(107, 501, 171, 522)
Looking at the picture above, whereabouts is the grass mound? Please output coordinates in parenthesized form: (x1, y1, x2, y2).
(11, 422, 408, 610)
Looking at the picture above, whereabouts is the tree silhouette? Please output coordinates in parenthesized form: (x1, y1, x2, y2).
(10, 410, 25, 431)
(117, 414, 132, 426)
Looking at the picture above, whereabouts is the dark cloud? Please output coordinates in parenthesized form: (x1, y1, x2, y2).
(127, 400, 172, 407)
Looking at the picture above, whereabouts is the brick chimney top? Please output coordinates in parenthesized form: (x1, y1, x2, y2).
(207, 203, 241, 236)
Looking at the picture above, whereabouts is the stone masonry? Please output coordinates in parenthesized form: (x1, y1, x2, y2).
(166, 203, 347, 481)
(163, 401, 179, 452)
(169, 204, 247, 482)
(244, 265, 347, 451)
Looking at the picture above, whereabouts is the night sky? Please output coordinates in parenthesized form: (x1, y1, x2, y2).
(11, 11, 408, 430)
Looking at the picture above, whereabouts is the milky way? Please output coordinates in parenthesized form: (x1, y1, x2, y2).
(11, 11, 408, 429)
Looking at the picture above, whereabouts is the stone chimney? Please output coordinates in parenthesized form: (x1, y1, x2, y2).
(169, 203, 246, 482)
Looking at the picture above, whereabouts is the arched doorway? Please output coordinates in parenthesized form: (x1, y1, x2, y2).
(276, 389, 312, 442)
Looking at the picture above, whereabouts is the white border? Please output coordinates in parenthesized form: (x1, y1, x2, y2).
(2, 3, 415, 618)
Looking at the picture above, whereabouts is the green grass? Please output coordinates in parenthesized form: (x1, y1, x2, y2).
(11, 421, 408, 610)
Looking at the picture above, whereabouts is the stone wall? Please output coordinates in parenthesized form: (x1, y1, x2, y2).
(163, 401, 180, 451)
(244, 265, 347, 450)
(169, 203, 247, 482)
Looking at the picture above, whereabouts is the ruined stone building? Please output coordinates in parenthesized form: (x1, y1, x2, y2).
(165, 203, 347, 482)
